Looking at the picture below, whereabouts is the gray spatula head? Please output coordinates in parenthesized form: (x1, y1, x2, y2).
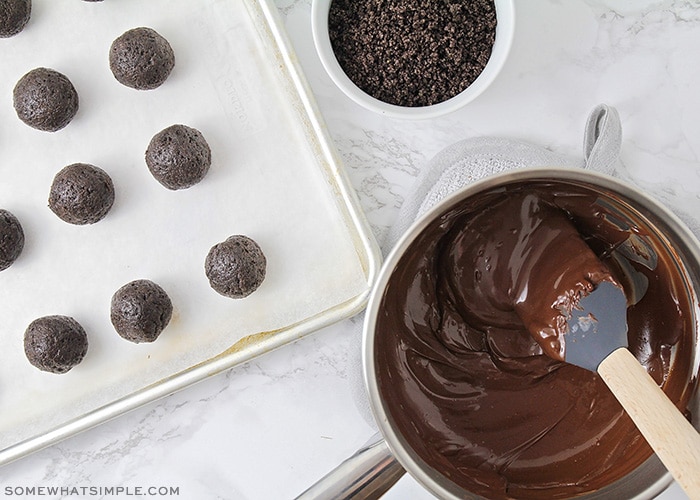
(565, 281, 629, 371)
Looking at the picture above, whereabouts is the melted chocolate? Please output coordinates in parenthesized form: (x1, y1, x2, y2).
(375, 179, 696, 498)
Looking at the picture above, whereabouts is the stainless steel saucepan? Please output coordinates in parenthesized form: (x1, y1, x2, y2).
(299, 168, 700, 500)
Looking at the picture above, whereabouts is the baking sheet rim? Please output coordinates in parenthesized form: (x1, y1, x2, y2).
(0, 289, 374, 467)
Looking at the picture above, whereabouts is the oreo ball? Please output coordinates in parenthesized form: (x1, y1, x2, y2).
(49, 163, 115, 225)
(13, 67, 79, 132)
(0, 209, 24, 271)
(145, 124, 211, 190)
(109, 27, 174, 90)
(205, 235, 266, 299)
(110, 279, 173, 343)
(24, 315, 88, 374)
(0, 0, 31, 38)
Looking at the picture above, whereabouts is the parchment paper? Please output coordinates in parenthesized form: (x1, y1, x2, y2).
(0, 0, 372, 451)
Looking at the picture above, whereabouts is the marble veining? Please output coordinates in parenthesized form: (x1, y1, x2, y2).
(333, 128, 425, 245)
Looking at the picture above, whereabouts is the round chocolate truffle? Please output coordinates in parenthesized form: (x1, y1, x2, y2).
(13, 67, 79, 132)
(0, 0, 30, 38)
(24, 315, 88, 374)
(205, 235, 266, 299)
(145, 124, 211, 190)
(49, 163, 115, 225)
(110, 279, 173, 343)
(109, 27, 174, 90)
(0, 209, 24, 271)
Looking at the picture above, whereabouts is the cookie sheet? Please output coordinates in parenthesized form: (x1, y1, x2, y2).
(0, 0, 379, 463)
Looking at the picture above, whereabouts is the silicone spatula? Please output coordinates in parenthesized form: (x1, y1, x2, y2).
(565, 282, 700, 499)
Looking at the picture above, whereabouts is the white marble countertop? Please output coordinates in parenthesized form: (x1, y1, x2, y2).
(3, 0, 698, 499)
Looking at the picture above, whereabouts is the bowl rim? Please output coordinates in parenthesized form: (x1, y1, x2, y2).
(363, 167, 700, 499)
(311, 0, 516, 120)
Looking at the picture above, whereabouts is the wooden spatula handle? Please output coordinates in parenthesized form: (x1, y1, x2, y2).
(598, 347, 700, 499)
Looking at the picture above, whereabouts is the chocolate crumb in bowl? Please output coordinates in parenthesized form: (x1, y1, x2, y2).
(109, 27, 174, 90)
(48, 163, 115, 225)
(0, 0, 31, 37)
(145, 124, 211, 190)
(205, 235, 266, 299)
(110, 279, 173, 343)
(24, 315, 89, 374)
(13, 67, 79, 132)
(369, 175, 698, 499)
(0, 209, 24, 271)
(328, 0, 497, 107)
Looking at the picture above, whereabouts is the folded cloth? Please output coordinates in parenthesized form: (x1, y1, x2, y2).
(385, 104, 622, 251)
(349, 104, 693, 428)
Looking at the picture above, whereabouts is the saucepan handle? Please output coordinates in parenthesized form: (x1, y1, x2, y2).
(295, 433, 405, 500)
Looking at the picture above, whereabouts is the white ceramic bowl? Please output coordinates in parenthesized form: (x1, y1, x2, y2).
(311, 0, 515, 120)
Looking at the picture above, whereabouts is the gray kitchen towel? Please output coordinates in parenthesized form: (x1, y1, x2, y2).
(384, 104, 623, 252)
(350, 104, 630, 428)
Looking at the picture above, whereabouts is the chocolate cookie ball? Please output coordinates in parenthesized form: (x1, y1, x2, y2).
(109, 27, 174, 90)
(24, 315, 88, 374)
(110, 279, 173, 343)
(49, 163, 115, 225)
(205, 235, 266, 299)
(145, 124, 211, 190)
(0, 209, 24, 271)
(0, 0, 31, 38)
(13, 67, 79, 132)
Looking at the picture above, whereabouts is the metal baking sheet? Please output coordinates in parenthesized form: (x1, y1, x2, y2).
(0, 0, 380, 465)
